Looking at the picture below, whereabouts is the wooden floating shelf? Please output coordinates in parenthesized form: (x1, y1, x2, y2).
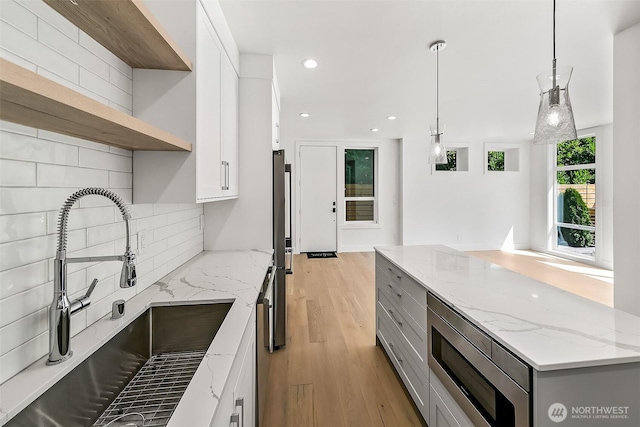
(43, 0, 192, 71)
(0, 59, 192, 152)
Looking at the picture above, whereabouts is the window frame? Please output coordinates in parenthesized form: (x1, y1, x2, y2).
(343, 147, 378, 225)
(553, 135, 596, 260)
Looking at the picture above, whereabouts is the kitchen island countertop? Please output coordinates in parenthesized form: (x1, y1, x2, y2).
(0, 249, 273, 426)
(375, 245, 640, 371)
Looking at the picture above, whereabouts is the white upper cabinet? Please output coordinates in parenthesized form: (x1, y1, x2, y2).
(133, 0, 239, 204)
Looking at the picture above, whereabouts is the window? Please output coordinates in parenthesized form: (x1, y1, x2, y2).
(435, 151, 457, 171)
(345, 148, 375, 222)
(487, 151, 505, 171)
(555, 136, 596, 258)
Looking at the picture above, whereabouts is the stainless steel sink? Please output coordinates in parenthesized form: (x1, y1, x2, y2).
(7, 303, 232, 427)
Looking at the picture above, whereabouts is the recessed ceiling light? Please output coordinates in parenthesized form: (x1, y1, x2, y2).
(387, 116, 397, 120)
(370, 128, 379, 132)
(302, 59, 318, 69)
(300, 112, 310, 118)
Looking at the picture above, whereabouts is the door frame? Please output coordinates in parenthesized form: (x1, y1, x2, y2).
(297, 143, 339, 253)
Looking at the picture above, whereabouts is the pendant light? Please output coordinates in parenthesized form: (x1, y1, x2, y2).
(533, 0, 577, 144)
(428, 40, 447, 164)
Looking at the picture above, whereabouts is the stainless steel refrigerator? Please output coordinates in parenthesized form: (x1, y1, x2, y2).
(272, 150, 290, 350)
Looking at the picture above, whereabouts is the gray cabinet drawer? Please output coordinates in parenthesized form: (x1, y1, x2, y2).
(377, 287, 426, 365)
(377, 310, 428, 419)
(376, 266, 427, 334)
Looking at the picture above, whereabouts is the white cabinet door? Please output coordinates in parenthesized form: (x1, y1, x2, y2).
(196, 3, 223, 201)
(232, 326, 255, 427)
(221, 55, 239, 197)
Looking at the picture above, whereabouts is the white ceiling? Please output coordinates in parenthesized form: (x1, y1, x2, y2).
(219, 0, 640, 143)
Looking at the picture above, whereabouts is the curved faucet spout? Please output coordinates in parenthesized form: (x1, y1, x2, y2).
(48, 188, 136, 365)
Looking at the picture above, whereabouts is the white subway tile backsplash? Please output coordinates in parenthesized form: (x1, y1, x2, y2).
(79, 67, 132, 110)
(78, 31, 131, 78)
(129, 204, 154, 220)
(153, 246, 180, 270)
(0, 308, 47, 356)
(0, 332, 48, 384)
(0, 159, 36, 187)
(0, 119, 37, 137)
(79, 148, 132, 173)
(0, 21, 79, 83)
(109, 66, 133, 95)
(107, 101, 132, 115)
(37, 164, 109, 188)
(0, 282, 50, 326)
(108, 171, 132, 189)
(0, 47, 37, 71)
(38, 129, 109, 153)
(0, 260, 47, 300)
(1, 130, 78, 166)
(85, 260, 121, 285)
(0, 234, 54, 271)
(0, 2, 204, 383)
(167, 207, 202, 225)
(0, 212, 47, 242)
(0, 0, 37, 39)
(45, 206, 116, 234)
(167, 225, 202, 248)
(154, 217, 199, 241)
(109, 146, 133, 157)
(37, 66, 110, 106)
(87, 222, 126, 247)
(16, 0, 78, 41)
(38, 20, 109, 80)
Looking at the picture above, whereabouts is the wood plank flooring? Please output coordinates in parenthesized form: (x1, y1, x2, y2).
(262, 252, 424, 427)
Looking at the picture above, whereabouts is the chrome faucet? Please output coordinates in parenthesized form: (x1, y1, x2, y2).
(48, 188, 136, 365)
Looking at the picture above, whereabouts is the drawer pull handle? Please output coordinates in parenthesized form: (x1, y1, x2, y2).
(389, 342, 403, 363)
(387, 283, 401, 298)
(396, 275, 402, 280)
(388, 309, 403, 326)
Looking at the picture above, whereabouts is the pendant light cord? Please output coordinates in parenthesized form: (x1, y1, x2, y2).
(553, 0, 556, 60)
(436, 46, 439, 134)
(552, 0, 557, 88)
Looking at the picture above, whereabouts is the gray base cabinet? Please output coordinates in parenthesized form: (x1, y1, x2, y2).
(375, 253, 429, 422)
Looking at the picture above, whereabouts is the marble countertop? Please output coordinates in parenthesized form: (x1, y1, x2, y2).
(0, 249, 273, 426)
(375, 245, 640, 371)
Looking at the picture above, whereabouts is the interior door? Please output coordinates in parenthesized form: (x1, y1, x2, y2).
(300, 145, 337, 252)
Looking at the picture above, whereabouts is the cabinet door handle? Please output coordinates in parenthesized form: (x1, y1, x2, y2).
(235, 397, 244, 427)
(226, 162, 230, 190)
(389, 342, 403, 363)
(221, 161, 230, 190)
(387, 283, 401, 298)
(388, 309, 403, 326)
(230, 413, 240, 427)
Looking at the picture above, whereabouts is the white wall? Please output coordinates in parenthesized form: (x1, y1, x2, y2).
(0, 1, 203, 383)
(281, 137, 402, 253)
(204, 54, 273, 250)
(529, 124, 614, 269)
(613, 22, 640, 316)
(402, 135, 531, 250)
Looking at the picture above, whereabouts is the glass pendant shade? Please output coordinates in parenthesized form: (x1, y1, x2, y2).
(533, 65, 577, 144)
(428, 124, 447, 164)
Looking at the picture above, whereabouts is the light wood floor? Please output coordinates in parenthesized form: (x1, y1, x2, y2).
(262, 252, 424, 427)
(467, 250, 613, 306)
(262, 250, 613, 427)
